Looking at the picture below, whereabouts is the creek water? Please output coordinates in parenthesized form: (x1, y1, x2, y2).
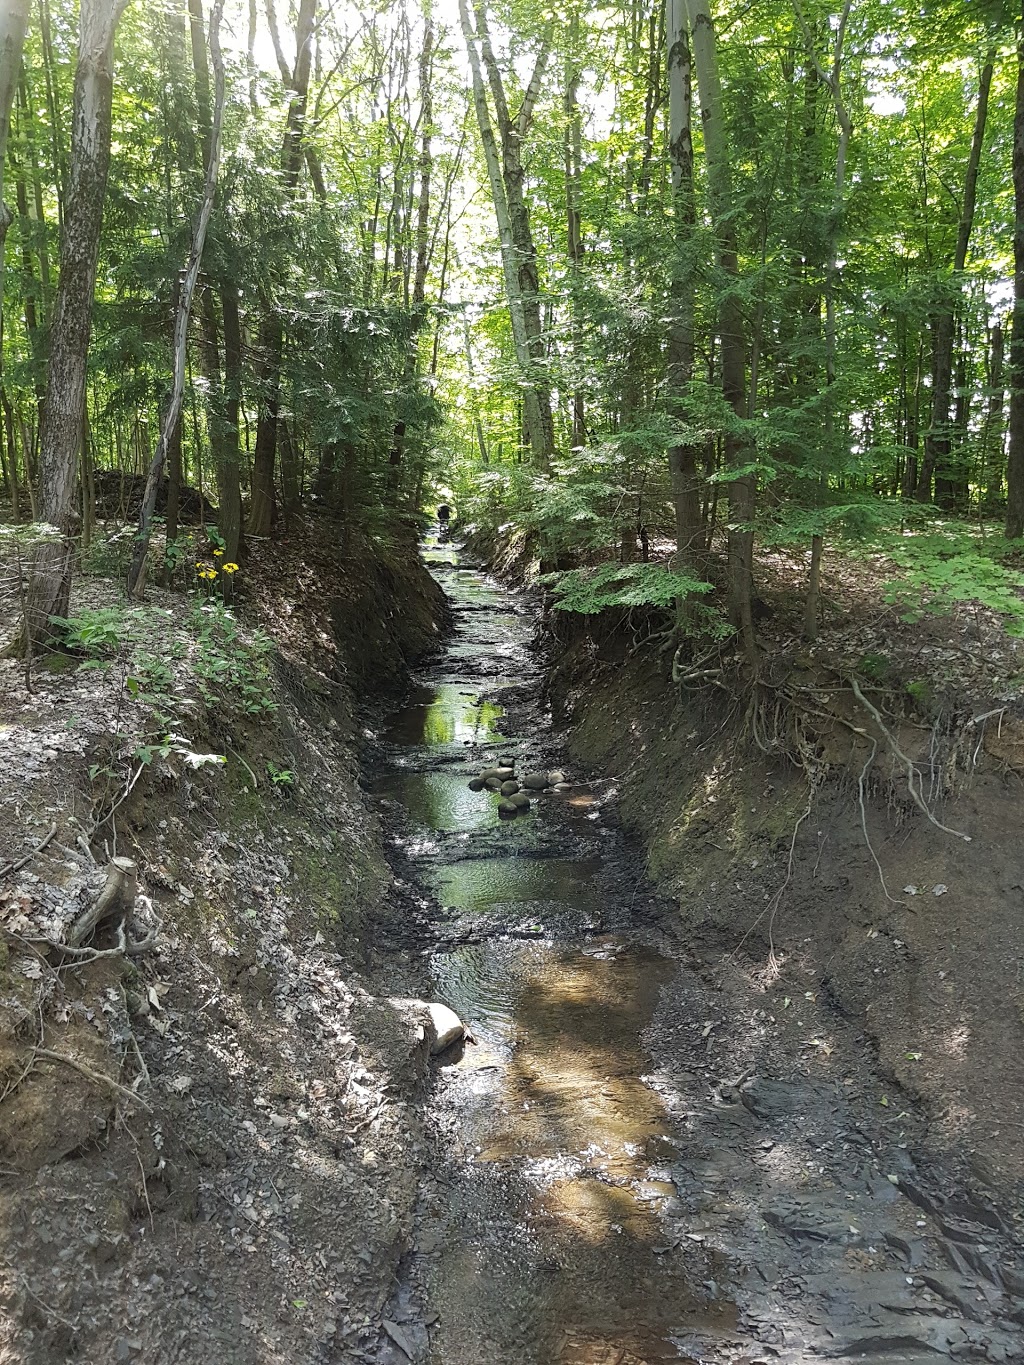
(374, 536, 735, 1365)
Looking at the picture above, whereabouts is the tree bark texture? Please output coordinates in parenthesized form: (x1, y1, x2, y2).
(681, 0, 755, 656)
(665, 0, 703, 587)
(1008, 11, 1024, 540)
(248, 0, 317, 537)
(21, 0, 130, 652)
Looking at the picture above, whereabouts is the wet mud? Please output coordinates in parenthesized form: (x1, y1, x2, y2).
(369, 539, 1024, 1365)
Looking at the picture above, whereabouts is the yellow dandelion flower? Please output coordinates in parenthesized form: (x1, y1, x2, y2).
(213, 548, 224, 556)
(222, 562, 239, 574)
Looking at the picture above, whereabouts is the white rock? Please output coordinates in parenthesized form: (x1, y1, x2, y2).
(425, 1001, 465, 1055)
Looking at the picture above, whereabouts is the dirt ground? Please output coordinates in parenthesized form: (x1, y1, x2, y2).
(0, 518, 450, 1365)
(546, 613, 1024, 1213)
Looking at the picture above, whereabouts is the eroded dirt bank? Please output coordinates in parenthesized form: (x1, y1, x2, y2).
(538, 611, 1024, 1360)
(0, 523, 450, 1365)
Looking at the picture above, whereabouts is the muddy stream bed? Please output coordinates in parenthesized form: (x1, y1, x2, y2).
(367, 538, 1024, 1365)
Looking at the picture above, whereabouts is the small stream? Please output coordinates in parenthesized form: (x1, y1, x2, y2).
(373, 537, 735, 1365)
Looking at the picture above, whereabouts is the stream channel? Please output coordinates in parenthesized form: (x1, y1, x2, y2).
(368, 537, 1023, 1365)
(372, 535, 736, 1364)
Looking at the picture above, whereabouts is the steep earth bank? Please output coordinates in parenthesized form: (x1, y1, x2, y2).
(0, 522, 450, 1365)
(545, 611, 1024, 1211)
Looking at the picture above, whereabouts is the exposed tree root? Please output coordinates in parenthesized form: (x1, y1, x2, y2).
(33, 1048, 151, 1112)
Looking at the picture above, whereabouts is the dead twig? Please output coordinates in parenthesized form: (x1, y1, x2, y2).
(0, 822, 58, 882)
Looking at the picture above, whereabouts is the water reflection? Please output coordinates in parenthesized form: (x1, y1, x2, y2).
(378, 537, 734, 1362)
(383, 683, 505, 748)
(374, 771, 504, 833)
(428, 857, 603, 916)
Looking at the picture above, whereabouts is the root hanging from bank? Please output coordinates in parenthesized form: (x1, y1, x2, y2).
(720, 663, 982, 962)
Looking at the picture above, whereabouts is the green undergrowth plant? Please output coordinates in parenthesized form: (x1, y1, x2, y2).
(873, 525, 1024, 636)
(187, 602, 277, 717)
(541, 561, 715, 615)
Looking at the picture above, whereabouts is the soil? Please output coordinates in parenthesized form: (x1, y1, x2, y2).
(0, 518, 450, 1365)
(3, 515, 1024, 1365)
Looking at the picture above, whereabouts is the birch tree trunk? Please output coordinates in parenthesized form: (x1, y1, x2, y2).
(19, 0, 131, 654)
(127, 0, 226, 598)
(681, 0, 755, 657)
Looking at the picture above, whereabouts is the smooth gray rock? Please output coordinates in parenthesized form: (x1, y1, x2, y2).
(497, 798, 518, 818)
(522, 773, 550, 791)
(500, 780, 519, 796)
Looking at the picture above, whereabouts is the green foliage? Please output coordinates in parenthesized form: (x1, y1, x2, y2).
(878, 528, 1024, 635)
(266, 762, 295, 790)
(187, 602, 278, 717)
(53, 608, 130, 656)
(542, 562, 714, 615)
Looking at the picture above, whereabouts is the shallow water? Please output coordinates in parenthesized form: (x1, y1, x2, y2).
(377, 536, 734, 1364)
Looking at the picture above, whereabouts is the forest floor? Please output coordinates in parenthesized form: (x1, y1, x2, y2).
(0, 514, 450, 1365)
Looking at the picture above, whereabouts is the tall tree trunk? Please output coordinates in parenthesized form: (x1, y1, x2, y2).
(187, 0, 242, 562)
(388, 8, 434, 494)
(681, 0, 755, 657)
(1009, 11, 1024, 539)
(127, 0, 225, 597)
(564, 21, 586, 451)
(793, 0, 852, 639)
(459, 0, 554, 469)
(0, 0, 31, 367)
(982, 319, 1006, 510)
(248, 0, 317, 537)
(20, 0, 130, 653)
(920, 51, 994, 507)
(665, 0, 703, 587)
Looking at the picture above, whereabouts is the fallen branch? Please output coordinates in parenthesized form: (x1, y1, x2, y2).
(0, 822, 57, 882)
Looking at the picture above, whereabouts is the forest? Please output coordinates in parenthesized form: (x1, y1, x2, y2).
(1, 0, 1024, 659)
(4, 4, 1024, 1362)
